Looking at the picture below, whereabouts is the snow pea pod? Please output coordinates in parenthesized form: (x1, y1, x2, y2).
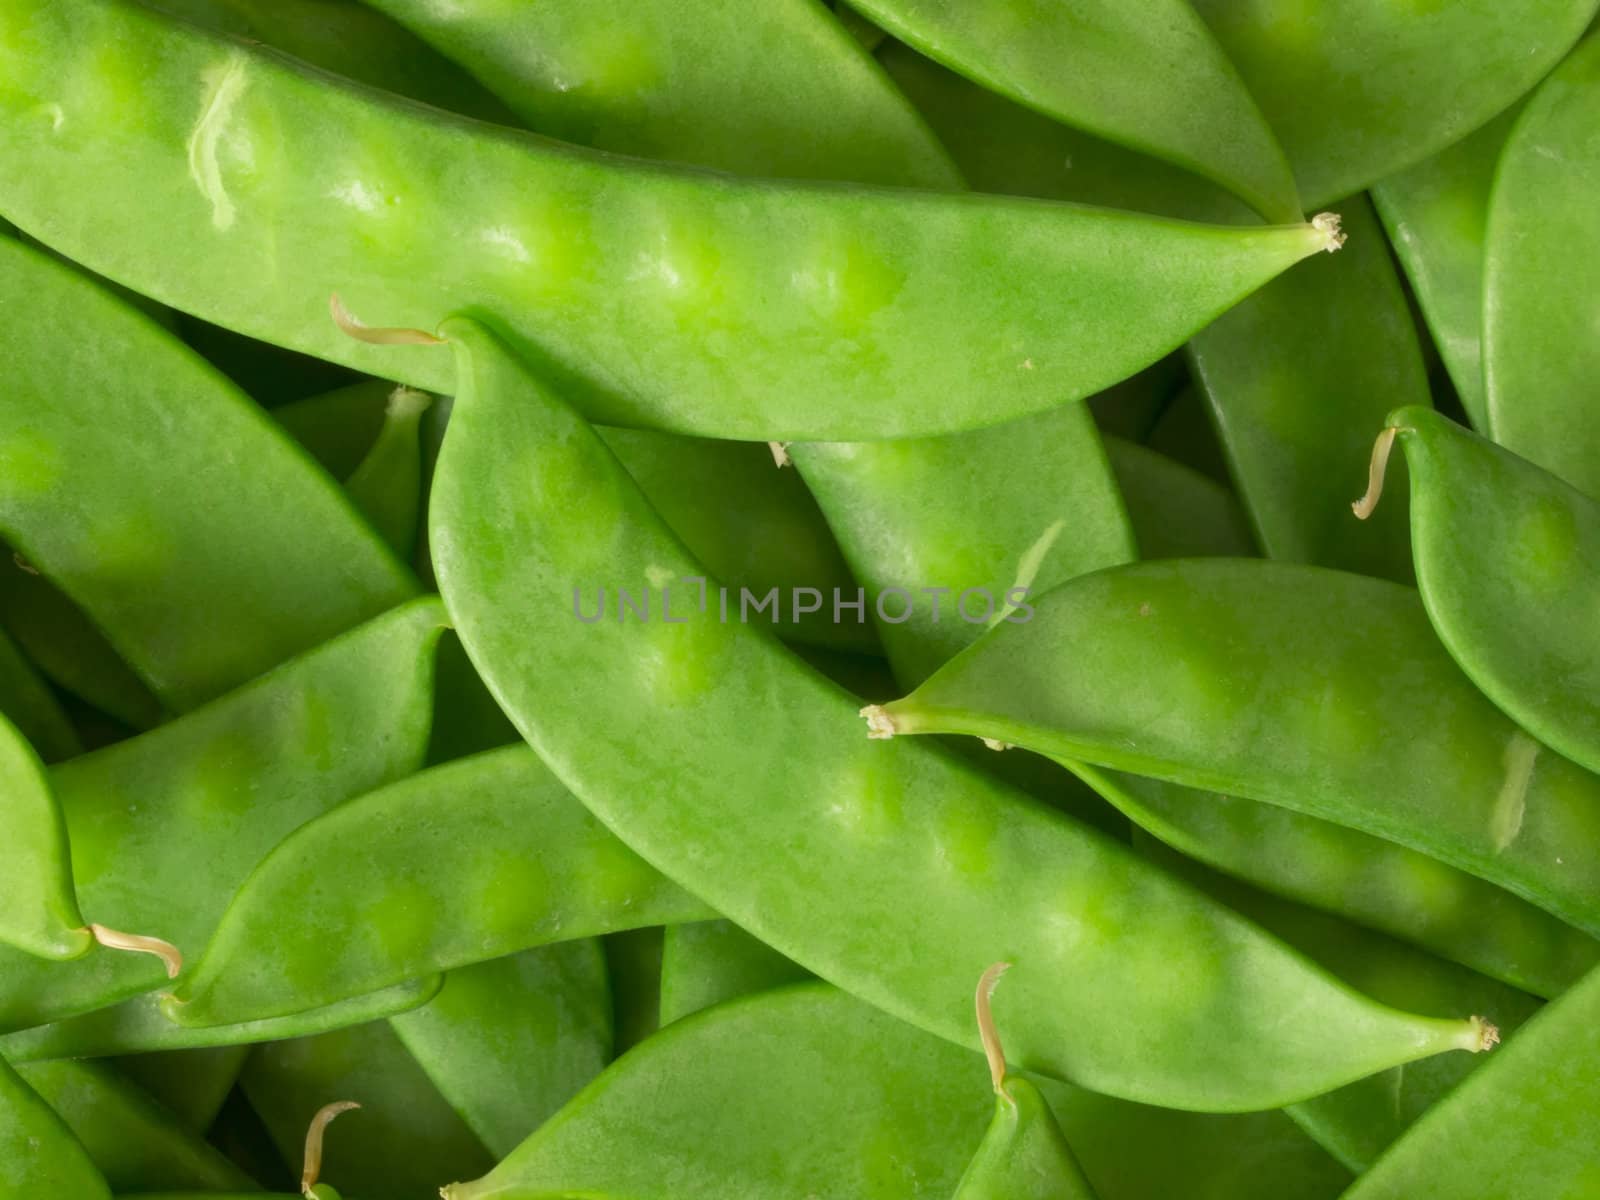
(361, 0, 960, 187)
(1187, 195, 1427, 582)
(0, 623, 80, 762)
(165, 746, 713, 1026)
(272, 380, 398, 480)
(1484, 29, 1600, 499)
(1190, 0, 1600, 206)
(1101, 438, 1256, 559)
(659, 921, 812, 1025)
(1342, 959, 1600, 1198)
(0, 0, 1339, 442)
(0, 233, 417, 712)
(113, 1046, 248, 1133)
(0, 598, 444, 1031)
(847, 0, 1298, 222)
(871, 559, 1600, 938)
(0, 1053, 109, 1199)
(429, 319, 1488, 1111)
(343, 385, 431, 557)
(0, 710, 91, 959)
(1362, 405, 1600, 776)
(388, 943, 613, 1158)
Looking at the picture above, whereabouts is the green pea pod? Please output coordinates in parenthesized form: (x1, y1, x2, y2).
(0, 710, 92, 959)
(0, 623, 81, 762)
(429, 319, 1488, 1111)
(0, 598, 445, 1031)
(1102, 437, 1256, 559)
(1368, 405, 1600, 776)
(0, 234, 418, 712)
(847, 0, 1298, 222)
(1186, 194, 1428, 582)
(872, 559, 1600, 939)
(112, 1046, 248, 1133)
(1190, 0, 1599, 206)
(272, 380, 398, 479)
(0, 0, 1339, 443)
(1343, 959, 1600, 1198)
(16, 1060, 253, 1193)
(659, 921, 812, 1026)
(241, 1020, 494, 1200)
(1371, 106, 1525, 433)
(362, 0, 960, 187)
(444, 984, 1349, 1200)
(165, 746, 712, 1026)
(1485, 29, 1600, 499)
(344, 385, 432, 557)
(388, 944, 613, 1158)
(1071, 764, 1600, 999)
(0, 978, 442, 1062)
(0, 1054, 109, 1199)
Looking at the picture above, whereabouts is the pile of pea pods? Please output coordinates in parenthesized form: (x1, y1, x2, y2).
(3, 0, 1600, 1196)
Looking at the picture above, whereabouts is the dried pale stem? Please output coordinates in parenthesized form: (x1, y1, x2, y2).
(88, 924, 182, 978)
(859, 704, 897, 740)
(1352, 425, 1401, 520)
(975, 961, 1013, 1099)
(329, 293, 444, 345)
(302, 1100, 361, 1195)
(1311, 211, 1347, 253)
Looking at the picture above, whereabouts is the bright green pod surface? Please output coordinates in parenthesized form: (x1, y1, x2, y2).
(0, 0, 1336, 442)
(849, 0, 1298, 222)
(1386, 405, 1600, 776)
(1343, 959, 1600, 1198)
(1485, 30, 1600, 499)
(0, 233, 417, 712)
(344, 384, 431, 557)
(430, 320, 1486, 1111)
(1371, 106, 1524, 433)
(1101, 438, 1256, 559)
(389, 943, 614, 1159)
(0, 623, 81, 762)
(0, 709, 89, 959)
(1074, 765, 1600, 999)
(1187, 194, 1428, 582)
(1191, 0, 1600, 206)
(444, 984, 1348, 1200)
(361, 0, 960, 187)
(953, 1078, 1097, 1200)
(658, 920, 811, 1026)
(17, 1059, 252, 1193)
(166, 746, 713, 1026)
(0, 599, 444, 1030)
(876, 559, 1600, 938)
(0, 1054, 109, 1199)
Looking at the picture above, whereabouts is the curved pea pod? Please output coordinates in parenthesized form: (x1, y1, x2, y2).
(16, 1060, 252, 1193)
(0, 1054, 109, 1198)
(1190, 0, 1600, 206)
(1102, 437, 1256, 559)
(847, 0, 1298, 222)
(1367, 406, 1600, 775)
(429, 319, 1489, 1111)
(659, 920, 811, 1026)
(0, 598, 445, 1031)
(1371, 106, 1524, 433)
(1072, 765, 1600, 999)
(1186, 194, 1428, 582)
(0, 623, 81, 762)
(0, 711, 91, 959)
(444, 984, 1349, 1200)
(955, 1076, 1095, 1200)
(1485, 29, 1600, 499)
(344, 385, 431, 557)
(0, 234, 417, 712)
(388, 943, 613, 1158)
(872, 558, 1600, 939)
(164, 746, 713, 1026)
(0, 0, 1341, 443)
(1343, 959, 1600, 1198)
(361, 0, 961, 187)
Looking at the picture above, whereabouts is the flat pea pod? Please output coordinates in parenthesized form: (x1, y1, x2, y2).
(360, 0, 961, 187)
(165, 746, 713, 1026)
(658, 921, 812, 1026)
(1371, 106, 1525, 433)
(16, 1060, 253, 1192)
(1189, 0, 1600, 207)
(0, 598, 444, 1031)
(388, 944, 613, 1159)
(871, 558, 1600, 939)
(272, 380, 398, 480)
(1072, 764, 1600, 999)
(1484, 29, 1600, 499)
(1186, 194, 1428, 582)
(1343, 959, 1600, 1198)
(0, 0, 1339, 443)
(343, 385, 432, 557)
(0, 1053, 109, 1198)
(1365, 405, 1600, 777)
(0, 233, 417, 712)
(0, 622, 81, 762)
(1101, 438, 1257, 559)
(428, 319, 1488, 1111)
(846, 0, 1299, 222)
(0, 709, 92, 959)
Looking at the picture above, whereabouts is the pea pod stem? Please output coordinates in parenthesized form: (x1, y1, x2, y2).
(301, 1100, 359, 1198)
(85, 924, 182, 979)
(1352, 425, 1408, 519)
(975, 961, 1013, 1099)
(328, 293, 443, 346)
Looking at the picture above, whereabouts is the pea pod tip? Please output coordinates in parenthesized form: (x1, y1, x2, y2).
(860, 704, 897, 739)
(1311, 211, 1347, 253)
